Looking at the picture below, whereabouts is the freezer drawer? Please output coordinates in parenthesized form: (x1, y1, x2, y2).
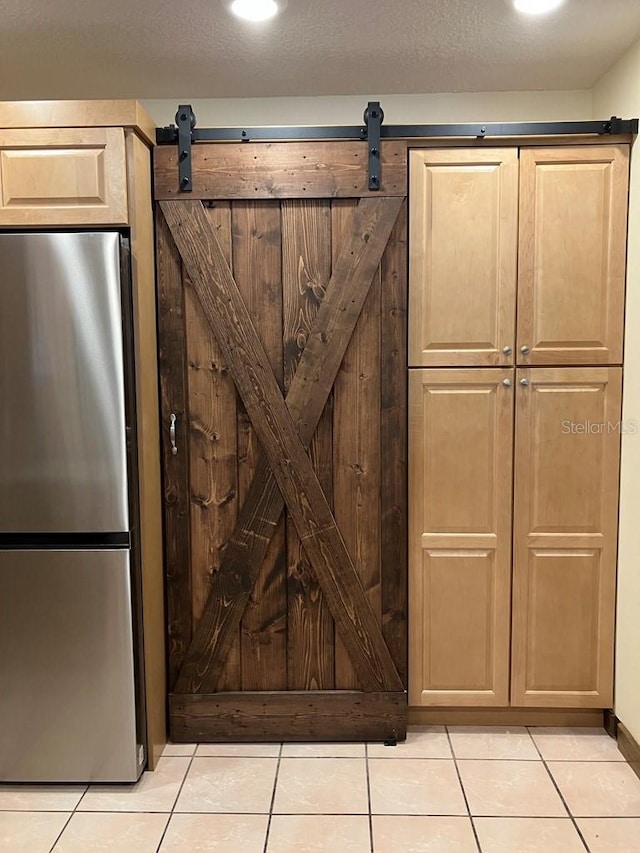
(0, 232, 129, 533)
(0, 550, 143, 782)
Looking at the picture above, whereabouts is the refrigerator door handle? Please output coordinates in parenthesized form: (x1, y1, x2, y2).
(169, 414, 178, 456)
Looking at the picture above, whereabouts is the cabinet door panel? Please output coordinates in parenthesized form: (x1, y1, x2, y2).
(511, 367, 622, 707)
(409, 150, 518, 367)
(0, 128, 128, 226)
(409, 369, 514, 706)
(517, 146, 629, 365)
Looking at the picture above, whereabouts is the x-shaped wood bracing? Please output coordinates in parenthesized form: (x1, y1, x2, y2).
(161, 197, 404, 694)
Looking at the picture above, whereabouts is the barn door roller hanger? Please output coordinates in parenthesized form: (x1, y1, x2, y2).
(158, 103, 638, 195)
(169, 101, 384, 193)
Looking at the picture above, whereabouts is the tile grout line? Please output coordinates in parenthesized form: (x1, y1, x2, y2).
(365, 742, 374, 853)
(262, 742, 284, 853)
(47, 811, 75, 853)
(330, 812, 639, 819)
(154, 747, 198, 852)
(73, 783, 90, 812)
(46, 748, 197, 853)
(445, 726, 482, 853)
(526, 727, 591, 853)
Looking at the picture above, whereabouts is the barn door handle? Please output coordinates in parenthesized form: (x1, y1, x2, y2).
(170, 413, 178, 455)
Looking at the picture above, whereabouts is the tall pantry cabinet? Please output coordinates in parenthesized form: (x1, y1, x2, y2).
(409, 144, 629, 713)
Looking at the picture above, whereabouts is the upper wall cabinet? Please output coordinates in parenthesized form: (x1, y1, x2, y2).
(409, 149, 518, 367)
(517, 146, 629, 366)
(409, 144, 630, 368)
(0, 128, 128, 226)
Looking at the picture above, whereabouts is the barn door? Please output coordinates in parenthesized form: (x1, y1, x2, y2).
(155, 142, 408, 742)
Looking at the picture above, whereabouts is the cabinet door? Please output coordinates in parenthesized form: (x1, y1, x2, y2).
(517, 146, 629, 366)
(511, 368, 622, 707)
(0, 128, 128, 226)
(409, 149, 518, 367)
(409, 369, 514, 706)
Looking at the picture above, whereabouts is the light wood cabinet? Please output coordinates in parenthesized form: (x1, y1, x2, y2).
(517, 146, 629, 366)
(409, 149, 518, 367)
(511, 367, 622, 707)
(409, 369, 514, 706)
(409, 145, 629, 369)
(408, 144, 628, 715)
(0, 127, 128, 225)
(409, 364, 623, 711)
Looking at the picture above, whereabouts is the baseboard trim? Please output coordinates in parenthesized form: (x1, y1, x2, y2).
(408, 707, 604, 727)
(170, 691, 407, 743)
(603, 709, 619, 739)
(618, 723, 640, 782)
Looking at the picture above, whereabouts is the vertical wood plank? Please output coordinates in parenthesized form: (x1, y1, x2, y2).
(332, 200, 383, 689)
(185, 204, 235, 624)
(282, 200, 335, 690)
(184, 201, 241, 692)
(155, 209, 192, 689)
(380, 200, 408, 684)
(232, 200, 288, 691)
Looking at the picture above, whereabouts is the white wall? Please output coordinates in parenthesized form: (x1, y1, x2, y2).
(594, 40, 640, 745)
(144, 90, 592, 127)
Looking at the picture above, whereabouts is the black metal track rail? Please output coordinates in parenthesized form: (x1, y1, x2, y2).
(157, 117, 638, 145)
(157, 103, 639, 193)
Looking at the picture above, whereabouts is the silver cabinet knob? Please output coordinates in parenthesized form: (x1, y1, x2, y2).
(502, 345, 513, 355)
(520, 378, 530, 387)
(520, 345, 531, 355)
(502, 378, 512, 387)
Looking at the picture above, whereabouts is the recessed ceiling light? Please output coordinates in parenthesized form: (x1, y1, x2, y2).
(227, 0, 285, 21)
(514, 0, 565, 14)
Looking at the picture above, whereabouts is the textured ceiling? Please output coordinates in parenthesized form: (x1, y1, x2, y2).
(2, 0, 640, 100)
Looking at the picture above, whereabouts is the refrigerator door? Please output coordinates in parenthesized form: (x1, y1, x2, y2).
(0, 549, 142, 783)
(0, 232, 129, 533)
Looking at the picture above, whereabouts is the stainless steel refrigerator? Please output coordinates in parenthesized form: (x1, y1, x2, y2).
(0, 232, 146, 783)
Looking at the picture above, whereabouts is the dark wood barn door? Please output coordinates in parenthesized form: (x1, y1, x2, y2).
(154, 142, 408, 741)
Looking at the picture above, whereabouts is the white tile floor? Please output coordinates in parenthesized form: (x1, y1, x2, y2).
(1, 727, 640, 851)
